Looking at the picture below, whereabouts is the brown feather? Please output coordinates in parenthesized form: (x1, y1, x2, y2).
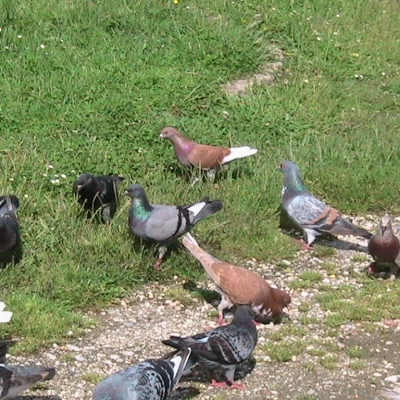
(187, 144, 231, 169)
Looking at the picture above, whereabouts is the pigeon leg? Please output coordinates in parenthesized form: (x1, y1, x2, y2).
(211, 379, 229, 388)
(301, 243, 314, 251)
(389, 264, 398, 281)
(154, 246, 167, 269)
(218, 315, 227, 326)
(206, 169, 216, 183)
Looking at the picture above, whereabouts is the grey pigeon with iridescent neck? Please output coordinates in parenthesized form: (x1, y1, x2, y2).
(125, 184, 223, 269)
(93, 348, 195, 400)
(162, 305, 257, 390)
(0, 195, 22, 267)
(0, 341, 56, 399)
(279, 161, 372, 249)
(160, 127, 258, 181)
(368, 215, 400, 281)
(73, 173, 125, 223)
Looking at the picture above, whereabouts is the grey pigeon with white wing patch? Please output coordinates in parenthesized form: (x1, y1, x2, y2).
(93, 348, 195, 400)
(162, 305, 257, 389)
(279, 161, 372, 249)
(0, 340, 56, 399)
(125, 184, 223, 269)
(0, 195, 22, 267)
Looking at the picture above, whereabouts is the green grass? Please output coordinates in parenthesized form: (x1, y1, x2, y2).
(1, 0, 400, 349)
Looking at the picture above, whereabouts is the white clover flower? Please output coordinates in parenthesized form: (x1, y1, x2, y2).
(50, 179, 60, 185)
(24, 194, 28, 199)
(17, 35, 22, 38)
(9, 177, 14, 181)
(40, 44, 45, 49)
(61, 173, 67, 179)
(47, 164, 54, 169)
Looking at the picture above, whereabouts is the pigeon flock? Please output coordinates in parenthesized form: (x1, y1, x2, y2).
(0, 129, 398, 399)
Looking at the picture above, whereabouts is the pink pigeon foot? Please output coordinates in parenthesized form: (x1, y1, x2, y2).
(301, 244, 314, 251)
(153, 258, 164, 270)
(210, 380, 246, 389)
(218, 315, 227, 326)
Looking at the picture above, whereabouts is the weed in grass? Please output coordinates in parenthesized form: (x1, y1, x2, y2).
(298, 316, 320, 326)
(298, 302, 312, 313)
(62, 354, 76, 363)
(268, 324, 308, 341)
(349, 360, 366, 370)
(296, 395, 317, 400)
(352, 254, 371, 263)
(346, 345, 365, 359)
(290, 270, 323, 289)
(82, 372, 104, 385)
(314, 246, 337, 258)
(321, 262, 340, 275)
(164, 285, 196, 306)
(263, 340, 306, 362)
(320, 355, 339, 370)
(301, 361, 317, 373)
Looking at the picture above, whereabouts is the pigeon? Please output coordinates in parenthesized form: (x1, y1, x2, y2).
(182, 233, 291, 325)
(279, 161, 372, 249)
(381, 386, 400, 400)
(93, 348, 195, 400)
(73, 173, 125, 223)
(0, 340, 56, 399)
(162, 305, 258, 389)
(0, 303, 12, 324)
(0, 195, 22, 267)
(160, 127, 258, 181)
(125, 184, 223, 269)
(368, 215, 400, 281)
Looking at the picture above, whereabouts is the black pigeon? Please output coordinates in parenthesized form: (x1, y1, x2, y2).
(93, 348, 196, 400)
(162, 305, 258, 389)
(125, 184, 223, 269)
(0, 340, 56, 399)
(73, 173, 125, 223)
(0, 195, 22, 268)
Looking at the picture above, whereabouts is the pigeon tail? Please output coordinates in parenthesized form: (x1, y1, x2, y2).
(1, 365, 56, 399)
(324, 217, 372, 239)
(182, 233, 221, 281)
(189, 200, 223, 225)
(222, 147, 258, 164)
(161, 348, 194, 389)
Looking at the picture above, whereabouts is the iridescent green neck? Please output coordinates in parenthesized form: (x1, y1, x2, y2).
(132, 197, 152, 219)
(285, 169, 307, 192)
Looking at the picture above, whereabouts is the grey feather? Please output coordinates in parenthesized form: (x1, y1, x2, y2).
(162, 306, 257, 386)
(93, 348, 194, 400)
(0, 341, 56, 399)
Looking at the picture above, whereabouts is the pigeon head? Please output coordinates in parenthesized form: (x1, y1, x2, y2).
(160, 127, 179, 140)
(380, 215, 393, 233)
(279, 160, 299, 174)
(231, 305, 255, 325)
(124, 184, 147, 200)
(273, 288, 291, 309)
(75, 173, 94, 192)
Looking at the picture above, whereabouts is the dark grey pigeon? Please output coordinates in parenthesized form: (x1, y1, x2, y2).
(279, 161, 372, 249)
(162, 305, 257, 389)
(73, 173, 125, 223)
(93, 348, 195, 400)
(0, 340, 56, 399)
(0, 195, 22, 268)
(124, 184, 223, 269)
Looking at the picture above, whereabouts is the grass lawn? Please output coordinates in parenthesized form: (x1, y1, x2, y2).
(1, 0, 400, 350)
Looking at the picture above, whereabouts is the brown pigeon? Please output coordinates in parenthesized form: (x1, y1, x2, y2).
(160, 127, 258, 181)
(182, 233, 291, 325)
(368, 215, 400, 281)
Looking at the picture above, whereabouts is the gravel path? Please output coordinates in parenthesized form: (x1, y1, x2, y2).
(8, 220, 400, 400)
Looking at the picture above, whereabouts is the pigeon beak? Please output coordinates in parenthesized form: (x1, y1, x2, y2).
(159, 133, 164, 138)
(124, 190, 129, 196)
(76, 184, 83, 192)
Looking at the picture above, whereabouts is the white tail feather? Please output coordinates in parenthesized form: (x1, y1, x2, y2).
(222, 147, 258, 164)
(0, 302, 12, 323)
(187, 202, 206, 217)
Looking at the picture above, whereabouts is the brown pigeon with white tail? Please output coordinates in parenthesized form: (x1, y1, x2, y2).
(160, 127, 258, 181)
(182, 232, 291, 325)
